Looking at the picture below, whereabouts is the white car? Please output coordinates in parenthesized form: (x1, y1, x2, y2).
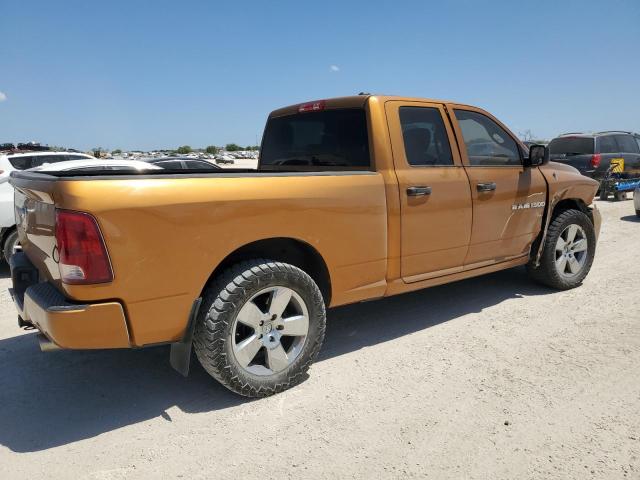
(634, 185, 640, 217)
(0, 150, 94, 263)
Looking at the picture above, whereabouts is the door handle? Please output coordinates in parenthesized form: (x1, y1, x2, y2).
(476, 182, 496, 192)
(407, 186, 432, 197)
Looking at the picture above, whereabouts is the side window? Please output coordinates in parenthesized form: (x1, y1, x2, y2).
(399, 107, 453, 166)
(8, 156, 33, 170)
(454, 110, 521, 166)
(185, 160, 216, 169)
(598, 136, 619, 154)
(30, 155, 68, 168)
(615, 135, 639, 154)
(155, 160, 183, 169)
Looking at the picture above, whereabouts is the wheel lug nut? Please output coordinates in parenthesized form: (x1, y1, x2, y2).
(276, 325, 284, 330)
(269, 335, 275, 342)
(259, 320, 264, 326)
(258, 334, 263, 339)
(271, 314, 277, 321)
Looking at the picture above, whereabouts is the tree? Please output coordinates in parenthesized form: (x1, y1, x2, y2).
(519, 130, 535, 142)
(112, 149, 122, 155)
(93, 147, 103, 158)
(225, 143, 241, 152)
(205, 145, 219, 154)
(177, 145, 192, 154)
(246, 145, 260, 151)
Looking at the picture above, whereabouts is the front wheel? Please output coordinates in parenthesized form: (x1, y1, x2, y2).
(2, 229, 20, 264)
(599, 188, 609, 201)
(527, 209, 596, 290)
(193, 259, 326, 397)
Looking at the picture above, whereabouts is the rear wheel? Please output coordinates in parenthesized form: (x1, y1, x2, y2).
(636, 209, 640, 218)
(2, 229, 20, 264)
(527, 209, 596, 290)
(193, 259, 326, 397)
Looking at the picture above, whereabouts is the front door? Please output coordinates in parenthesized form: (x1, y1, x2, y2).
(449, 106, 547, 267)
(386, 101, 473, 282)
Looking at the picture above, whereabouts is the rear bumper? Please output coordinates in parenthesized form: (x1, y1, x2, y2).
(9, 252, 130, 349)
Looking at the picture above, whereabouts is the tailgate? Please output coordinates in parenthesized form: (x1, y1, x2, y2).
(12, 176, 60, 283)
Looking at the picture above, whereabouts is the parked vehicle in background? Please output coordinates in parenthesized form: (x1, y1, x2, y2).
(143, 156, 221, 170)
(9, 95, 601, 398)
(0, 149, 94, 263)
(548, 132, 640, 196)
(32, 159, 162, 173)
(214, 154, 235, 164)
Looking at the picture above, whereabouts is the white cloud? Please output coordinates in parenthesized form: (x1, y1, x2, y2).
(0, 91, 6, 102)
(329, 65, 340, 72)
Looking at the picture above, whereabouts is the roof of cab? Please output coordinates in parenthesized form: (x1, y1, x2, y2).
(268, 94, 469, 117)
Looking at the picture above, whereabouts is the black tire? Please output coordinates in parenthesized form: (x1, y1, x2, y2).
(599, 188, 608, 201)
(527, 209, 596, 290)
(614, 191, 626, 202)
(636, 209, 640, 218)
(2, 229, 19, 264)
(193, 259, 326, 397)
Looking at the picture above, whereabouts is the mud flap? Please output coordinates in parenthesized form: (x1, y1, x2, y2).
(169, 297, 202, 377)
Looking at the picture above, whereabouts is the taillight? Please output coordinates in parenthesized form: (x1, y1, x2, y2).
(55, 209, 113, 284)
(590, 153, 601, 168)
(298, 100, 325, 113)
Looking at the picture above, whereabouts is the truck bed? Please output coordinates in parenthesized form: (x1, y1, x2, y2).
(10, 168, 389, 346)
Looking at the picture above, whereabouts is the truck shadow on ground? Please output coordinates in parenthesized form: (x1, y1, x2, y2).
(620, 215, 640, 223)
(0, 266, 552, 452)
(0, 263, 9, 279)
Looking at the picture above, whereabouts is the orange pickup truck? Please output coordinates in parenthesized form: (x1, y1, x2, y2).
(9, 95, 601, 397)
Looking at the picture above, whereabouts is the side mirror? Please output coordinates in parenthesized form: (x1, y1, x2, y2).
(525, 144, 549, 167)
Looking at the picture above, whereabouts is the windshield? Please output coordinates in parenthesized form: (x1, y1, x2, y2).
(260, 109, 370, 171)
(548, 137, 594, 155)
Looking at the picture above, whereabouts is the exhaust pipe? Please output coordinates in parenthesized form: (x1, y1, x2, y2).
(37, 334, 61, 352)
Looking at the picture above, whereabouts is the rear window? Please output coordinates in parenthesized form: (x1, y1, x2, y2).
(548, 137, 594, 156)
(260, 109, 370, 171)
(8, 156, 34, 170)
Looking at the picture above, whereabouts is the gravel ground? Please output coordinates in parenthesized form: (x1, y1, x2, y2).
(0, 199, 638, 480)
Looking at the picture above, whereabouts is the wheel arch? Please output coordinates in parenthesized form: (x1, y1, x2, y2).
(202, 237, 332, 306)
(551, 198, 593, 222)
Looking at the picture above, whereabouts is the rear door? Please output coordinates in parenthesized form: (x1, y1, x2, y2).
(614, 134, 640, 176)
(386, 100, 472, 282)
(450, 106, 546, 267)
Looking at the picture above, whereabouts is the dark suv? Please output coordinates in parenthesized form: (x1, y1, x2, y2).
(548, 131, 640, 182)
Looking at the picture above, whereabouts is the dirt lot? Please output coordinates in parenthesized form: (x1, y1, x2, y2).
(0, 199, 638, 480)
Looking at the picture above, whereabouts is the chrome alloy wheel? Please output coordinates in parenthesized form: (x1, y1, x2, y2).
(231, 286, 309, 376)
(555, 224, 588, 278)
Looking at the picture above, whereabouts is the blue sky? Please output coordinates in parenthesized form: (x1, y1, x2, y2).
(1, 0, 639, 150)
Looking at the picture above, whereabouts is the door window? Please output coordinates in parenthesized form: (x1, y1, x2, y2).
(614, 135, 639, 154)
(398, 107, 454, 166)
(598, 136, 619, 154)
(454, 110, 521, 166)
